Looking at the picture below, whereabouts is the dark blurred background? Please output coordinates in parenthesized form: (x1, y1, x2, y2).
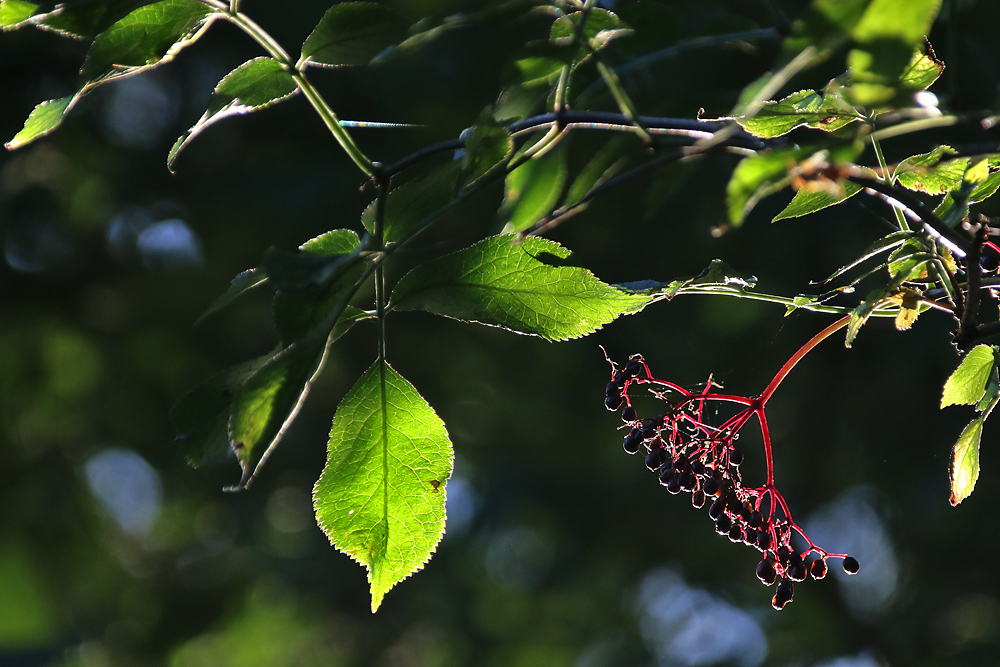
(3, 0, 1000, 665)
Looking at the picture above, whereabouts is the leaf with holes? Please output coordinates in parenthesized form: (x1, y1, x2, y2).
(314, 361, 453, 612)
(390, 235, 649, 340)
(169, 57, 298, 170)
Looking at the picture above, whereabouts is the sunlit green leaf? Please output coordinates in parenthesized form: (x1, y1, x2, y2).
(846, 0, 941, 106)
(773, 180, 862, 221)
(314, 361, 453, 612)
(504, 41, 575, 87)
(942, 345, 997, 408)
(818, 230, 913, 284)
(896, 145, 967, 194)
(949, 415, 983, 506)
(360, 163, 463, 244)
(500, 142, 568, 233)
(0, 0, 42, 29)
(734, 89, 860, 139)
(781, 0, 870, 63)
(169, 57, 298, 171)
(936, 172, 1000, 224)
(899, 50, 944, 91)
(80, 0, 215, 84)
(390, 236, 649, 340)
(6, 95, 75, 150)
(300, 1, 407, 68)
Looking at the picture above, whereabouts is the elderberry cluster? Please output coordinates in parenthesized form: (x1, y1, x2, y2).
(604, 354, 859, 610)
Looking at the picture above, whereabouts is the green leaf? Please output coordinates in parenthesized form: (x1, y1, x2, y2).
(845, 287, 891, 347)
(79, 0, 215, 84)
(227, 340, 327, 490)
(936, 172, 1000, 225)
(300, 228, 363, 255)
(949, 415, 983, 506)
(171, 356, 271, 468)
(360, 163, 462, 244)
(781, 0, 870, 63)
(390, 235, 650, 340)
(8, 0, 215, 150)
(314, 361, 453, 612)
(6, 95, 75, 150)
(0, 0, 42, 29)
(500, 143, 568, 233)
(734, 89, 860, 139)
(942, 345, 997, 408)
(300, 1, 407, 68)
(565, 134, 634, 206)
(460, 112, 513, 182)
(846, 0, 942, 106)
(550, 8, 631, 63)
(169, 57, 298, 171)
(773, 180, 863, 221)
(817, 230, 913, 284)
(195, 268, 268, 326)
(504, 41, 575, 87)
(899, 50, 944, 92)
(896, 146, 967, 194)
(726, 148, 807, 226)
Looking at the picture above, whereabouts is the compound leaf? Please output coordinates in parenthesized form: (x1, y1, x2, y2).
(390, 235, 649, 340)
(942, 345, 997, 409)
(314, 361, 453, 612)
(169, 56, 298, 171)
(949, 415, 983, 506)
(300, 1, 407, 68)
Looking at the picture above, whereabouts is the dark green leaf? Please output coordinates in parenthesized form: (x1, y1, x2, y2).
(195, 268, 268, 326)
(550, 8, 631, 63)
(360, 163, 463, 244)
(500, 142, 568, 233)
(460, 113, 513, 182)
(621, 259, 758, 300)
(817, 230, 913, 284)
(169, 57, 298, 171)
(262, 229, 363, 291)
(781, 0, 870, 64)
(565, 134, 634, 206)
(227, 340, 327, 490)
(504, 41, 575, 87)
(950, 415, 983, 506)
(726, 148, 807, 226)
(390, 235, 649, 340)
(39, 0, 151, 39)
(773, 180, 862, 221)
(942, 345, 997, 408)
(300, 1, 407, 68)
(80, 0, 215, 84)
(314, 361, 453, 612)
(171, 355, 271, 468)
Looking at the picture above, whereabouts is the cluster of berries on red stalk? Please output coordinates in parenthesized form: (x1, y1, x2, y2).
(604, 353, 859, 610)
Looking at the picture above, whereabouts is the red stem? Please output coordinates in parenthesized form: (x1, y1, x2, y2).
(758, 315, 851, 406)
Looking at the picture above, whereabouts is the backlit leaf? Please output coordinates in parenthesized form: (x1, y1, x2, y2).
(942, 345, 997, 408)
(390, 235, 649, 340)
(6, 95, 75, 150)
(550, 8, 631, 63)
(949, 416, 983, 506)
(314, 361, 453, 612)
(169, 57, 298, 171)
(300, 1, 407, 68)
(500, 142, 568, 233)
(896, 145, 967, 194)
(773, 180, 862, 221)
(734, 89, 860, 139)
(726, 148, 807, 226)
(0, 0, 42, 29)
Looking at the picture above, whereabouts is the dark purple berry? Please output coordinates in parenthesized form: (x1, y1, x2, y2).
(708, 497, 725, 520)
(744, 528, 758, 546)
(747, 511, 762, 528)
(666, 475, 682, 494)
(605, 394, 624, 410)
(756, 531, 772, 551)
(605, 381, 621, 398)
(641, 420, 659, 438)
(715, 514, 732, 535)
(756, 559, 776, 586)
(772, 580, 794, 610)
(623, 429, 643, 454)
(729, 447, 744, 466)
(691, 460, 705, 476)
(658, 466, 675, 485)
(810, 559, 828, 580)
(623, 358, 643, 378)
(645, 447, 667, 471)
(842, 556, 860, 575)
(787, 562, 807, 582)
(728, 525, 743, 543)
(680, 471, 697, 492)
(691, 490, 706, 509)
(612, 371, 625, 387)
(621, 406, 637, 422)
(703, 478, 720, 496)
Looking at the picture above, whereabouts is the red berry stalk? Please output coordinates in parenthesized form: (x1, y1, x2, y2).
(603, 316, 860, 610)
